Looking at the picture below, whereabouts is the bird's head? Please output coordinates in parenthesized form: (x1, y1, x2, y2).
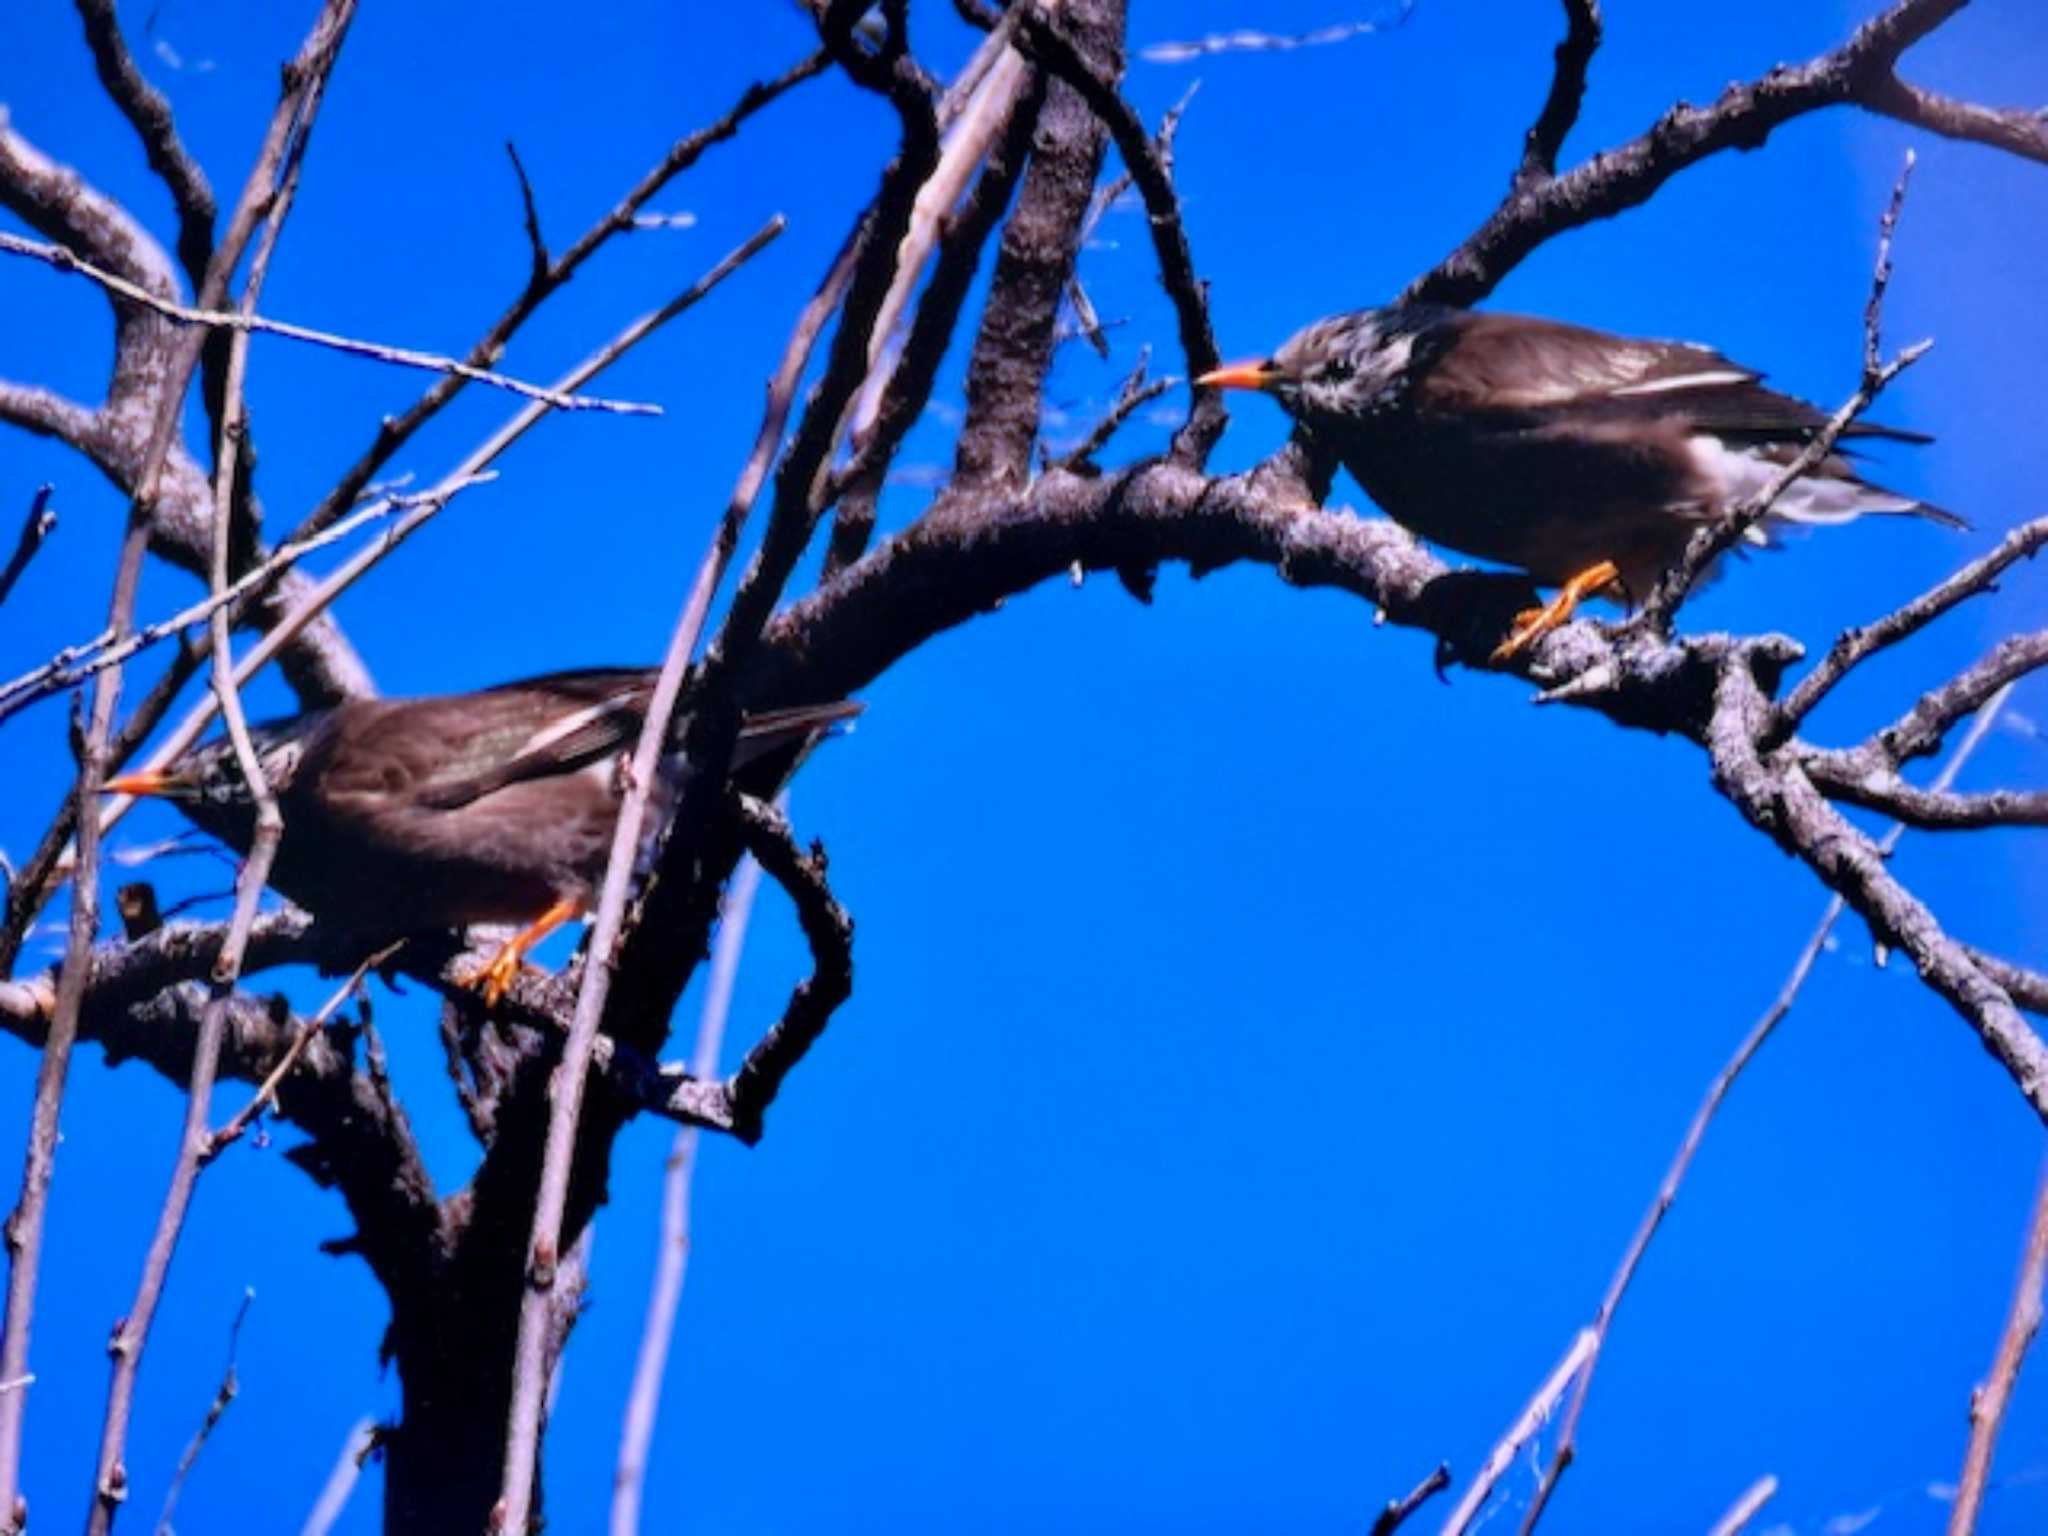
(105, 716, 317, 825)
(1199, 306, 1426, 424)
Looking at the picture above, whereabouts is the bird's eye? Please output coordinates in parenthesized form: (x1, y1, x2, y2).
(1323, 359, 1355, 383)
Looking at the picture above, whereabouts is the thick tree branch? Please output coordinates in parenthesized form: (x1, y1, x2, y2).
(950, 5, 1121, 490)
(1017, 6, 1221, 463)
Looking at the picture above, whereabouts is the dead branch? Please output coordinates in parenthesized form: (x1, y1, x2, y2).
(1439, 1329, 1595, 1536)
(1410, 0, 2048, 307)
(1368, 1461, 1451, 1536)
(1515, 0, 1602, 192)
(89, 33, 339, 1523)
(610, 845, 767, 1536)
(1948, 1157, 2048, 1535)
(1017, 4, 1222, 464)
(1705, 1474, 1780, 1536)
(0, 486, 54, 611)
(1519, 682, 2022, 1533)
(150, 1288, 253, 1536)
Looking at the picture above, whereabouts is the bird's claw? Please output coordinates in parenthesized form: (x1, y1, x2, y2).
(468, 945, 529, 1008)
(1490, 559, 1623, 663)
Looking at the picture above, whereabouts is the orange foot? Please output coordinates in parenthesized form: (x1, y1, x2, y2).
(465, 896, 581, 1007)
(1491, 559, 1623, 663)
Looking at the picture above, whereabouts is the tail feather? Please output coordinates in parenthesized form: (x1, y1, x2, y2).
(732, 700, 864, 770)
(1769, 476, 1968, 531)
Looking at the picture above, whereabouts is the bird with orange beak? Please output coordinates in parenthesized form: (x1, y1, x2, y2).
(107, 670, 858, 1003)
(1199, 303, 1961, 658)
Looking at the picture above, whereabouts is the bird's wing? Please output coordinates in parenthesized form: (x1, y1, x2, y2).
(407, 672, 653, 811)
(1417, 312, 1757, 411)
(1419, 311, 1930, 445)
(402, 681, 860, 813)
(305, 670, 649, 815)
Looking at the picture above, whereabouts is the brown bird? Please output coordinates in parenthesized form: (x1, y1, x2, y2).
(106, 669, 859, 1002)
(1199, 304, 1962, 657)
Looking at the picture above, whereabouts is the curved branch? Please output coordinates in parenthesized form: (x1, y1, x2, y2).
(1515, 0, 1602, 191)
(1407, 0, 2028, 305)
(71, 0, 217, 287)
(1709, 664, 2048, 1123)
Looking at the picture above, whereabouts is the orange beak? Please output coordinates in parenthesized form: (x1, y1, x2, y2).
(1195, 360, 1280, 392)
(101, 769, 176, 798)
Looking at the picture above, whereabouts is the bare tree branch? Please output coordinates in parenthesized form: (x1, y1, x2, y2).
(89, 33, 342, 1524)
(1776, 513, 2048, 738)
(298, 1417, 377, 1536)
(277, 48, 828, 555)
(1705, 1474, 1780, 1536)
(610, 845, 767, 1536)
(1514, 0, 1602, 192)
(1439, 1329, 1596, 1536)
(1948, 1157, 2048, 1536)
(1017, 5, 1221, 464)
(70, 0, 217, 288)
(1368, 1461, 1450, 1536)
(151, 1288, 252, 1536)
(0, 486, 55, 611)
(1408, 0, 2041, 306)
(0, 231, 661, 415)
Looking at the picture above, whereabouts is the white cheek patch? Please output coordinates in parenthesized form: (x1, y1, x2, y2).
(1363, 331, 1414, 387)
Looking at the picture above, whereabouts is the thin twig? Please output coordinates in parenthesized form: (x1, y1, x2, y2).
(1052, 348, 1172, 470)
(297, 1417, 377, 1536)
(1705, 1474, 1779, 1536)
(505, 141, 549, 281)
(0, 484, 463, 723)
(1369, 1462, 1451, 1536)
(0, 485, 55, 608)
(1437, 1329, 1596, 1536)
(0, 230, 658, 416)
(1635, 152, 1925, 630)
(610, 844, 767, 1536)
(205, 943, 400, 1161)
(1947, 1156, 2048, 1536)
(1776, 512, 2048, 738)
(152, 1288, 254, 1536)
(279, 48, 827, 553)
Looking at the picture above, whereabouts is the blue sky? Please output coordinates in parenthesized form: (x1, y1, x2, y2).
(3, 1, 2047, 1531)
